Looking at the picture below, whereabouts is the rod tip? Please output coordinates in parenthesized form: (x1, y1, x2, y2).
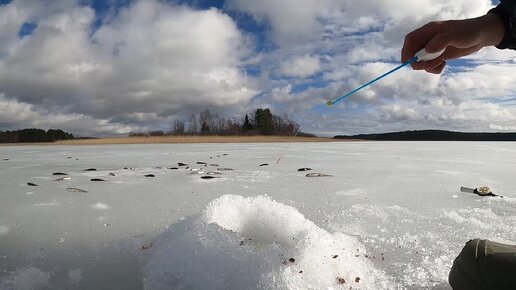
(326, 100, 333, 107)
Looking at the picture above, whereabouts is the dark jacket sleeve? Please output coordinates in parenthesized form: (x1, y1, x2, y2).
(489, 0, 516, 50)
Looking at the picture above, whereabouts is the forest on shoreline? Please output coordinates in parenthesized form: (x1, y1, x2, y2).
(0, 129, 74, 143)
(0, 108, 313, 143)
(128, 108, 313, 137)
(334, 130, 516, 141)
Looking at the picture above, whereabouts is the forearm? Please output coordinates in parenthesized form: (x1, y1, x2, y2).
(488, 1, 516, 50)
(479, 13, 505, 47)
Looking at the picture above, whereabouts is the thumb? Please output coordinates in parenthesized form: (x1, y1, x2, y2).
(425, 33, 452, 53)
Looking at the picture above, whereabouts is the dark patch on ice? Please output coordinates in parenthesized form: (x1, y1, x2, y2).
(52, 172, 68, 176)
(90, 178, 105, 181)
(168, 167, 179, 170)
(282, 257, 296, 265)
(206, 172, 222, 175)
(142, 242, 153, 250)
(298, 168, 312, 171)
(200, 176, 220, 179)
(196, 162, 207, 165)
(305, 173, 332, 177)
(84, 168, 97, 171)
(259, 163, 269, 167)
(145, 174, 155, 178)
(27, 182, 38, 186)
(3, 158, 9, 161)
(223, 154, 228, 156)
(209, 164, 219, 167)
(178, 162, 188, 166)
(67, 187, 87, 193)
(109, 172, 115, 176)
(217, 167, 234, 171)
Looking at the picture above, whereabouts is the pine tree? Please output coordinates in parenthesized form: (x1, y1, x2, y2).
(242, 114, 253, 131)
(201, 121, 210, 134)
(255, 108, 273, 135)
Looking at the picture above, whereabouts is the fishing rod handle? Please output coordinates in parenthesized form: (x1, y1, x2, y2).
(414, 48, 446, 62)
(460, 186, 476, 193)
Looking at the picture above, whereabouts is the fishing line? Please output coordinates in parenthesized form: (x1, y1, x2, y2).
(276, 127, 301, 165)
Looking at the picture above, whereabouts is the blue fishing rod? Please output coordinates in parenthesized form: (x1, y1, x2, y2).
(327, 48, 445, 106)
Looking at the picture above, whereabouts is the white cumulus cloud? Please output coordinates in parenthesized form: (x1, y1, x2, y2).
(279, 54, 321, 78)
(0, 0, 256, 135)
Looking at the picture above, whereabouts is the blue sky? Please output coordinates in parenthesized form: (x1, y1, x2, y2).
(0, 0, 515, 136)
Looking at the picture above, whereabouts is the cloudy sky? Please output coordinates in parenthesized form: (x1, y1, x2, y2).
(1, 0, 515, 136)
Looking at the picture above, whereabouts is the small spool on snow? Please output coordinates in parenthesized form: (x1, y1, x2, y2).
(475, 186, 491, 196)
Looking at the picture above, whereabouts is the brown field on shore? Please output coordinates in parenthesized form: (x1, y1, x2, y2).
(42, 135, 345, 145)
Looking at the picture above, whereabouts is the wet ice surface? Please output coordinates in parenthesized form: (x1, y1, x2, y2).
(0, 142, 515, 289)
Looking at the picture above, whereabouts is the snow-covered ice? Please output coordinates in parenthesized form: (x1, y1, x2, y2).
(0, 142, 515, 289)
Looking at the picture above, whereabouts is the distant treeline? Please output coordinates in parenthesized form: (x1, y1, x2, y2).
(0, 129, 74, 143)
(129, 108, 314, 137)
(334, 129, 516, 141)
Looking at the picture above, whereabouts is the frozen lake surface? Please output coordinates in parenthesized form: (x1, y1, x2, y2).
(0, 142, 515, 289)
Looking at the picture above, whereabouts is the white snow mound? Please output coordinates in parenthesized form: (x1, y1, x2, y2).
(144, 194, 392, 289)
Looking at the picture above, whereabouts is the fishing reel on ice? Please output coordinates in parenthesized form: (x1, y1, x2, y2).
(460, 186, 502, 197)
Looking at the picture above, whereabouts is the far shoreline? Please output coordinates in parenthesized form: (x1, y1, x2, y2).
(0, 135, 363, 146)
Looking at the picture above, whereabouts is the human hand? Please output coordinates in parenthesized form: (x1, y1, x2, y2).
(401, 14, 505, 74)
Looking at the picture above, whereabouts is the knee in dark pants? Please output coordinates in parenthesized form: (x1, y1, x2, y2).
(449, 239, 516, 290)
(449, 239, 485, 290)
